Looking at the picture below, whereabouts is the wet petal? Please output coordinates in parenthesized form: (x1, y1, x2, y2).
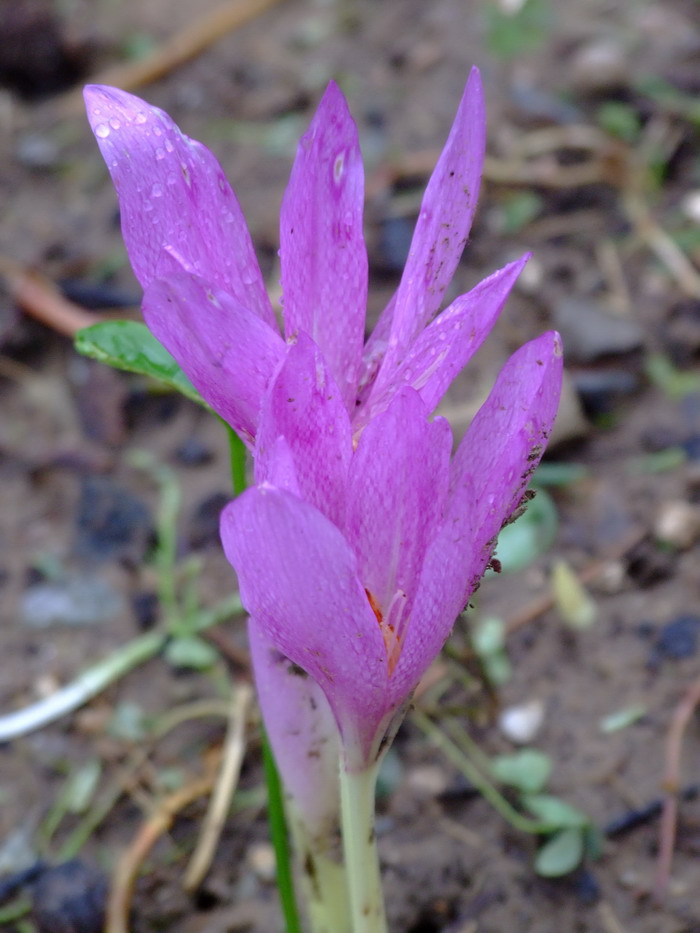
(221, 485, 388, 765)
(280, 82, 368, 409)
(363, 68, 486, 391)
(255, 334, 353, 528)
(248, 622, 341, 842)
(84, 85, 275, 329)
(452, 331, 564, 564)
(142, 272, 285, 445)
(358, 256, 528, 429)
(389, 472, 477, 704)
(345, 388, 452, 653)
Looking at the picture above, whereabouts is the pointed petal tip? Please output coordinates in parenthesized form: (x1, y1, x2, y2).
(313, 79, 354, 126)
(535, 329, 564, 360)
(467, 65, 483, 87)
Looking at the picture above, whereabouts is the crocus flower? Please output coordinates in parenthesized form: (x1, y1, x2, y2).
(221, 330, 562, 772)
(83, 69, 527, 448)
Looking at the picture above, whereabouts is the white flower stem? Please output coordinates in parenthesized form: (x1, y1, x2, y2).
(339, 761, 388, 933)
(287, 806, 351, 933)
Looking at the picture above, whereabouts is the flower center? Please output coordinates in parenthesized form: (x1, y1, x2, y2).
(365, 588, 406, 677)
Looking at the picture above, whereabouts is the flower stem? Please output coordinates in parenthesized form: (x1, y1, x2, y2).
(339, 762, 388, 933)
(287, 804, 351, 933)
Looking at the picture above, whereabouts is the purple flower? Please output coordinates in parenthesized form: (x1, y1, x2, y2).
(83, 70, 526, 447)
(221, 331, 561, 770)
(84, 74, 563, 775)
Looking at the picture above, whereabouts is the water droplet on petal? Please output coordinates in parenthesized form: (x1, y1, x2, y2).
(94, 124, 110, 139)
(165, 138, 174, 153)
(333, 151, 345, 184)
(155, 147, 165, 160)
(153, 125, 162, 137)
(166, 172, 177, 186)
(151, 183, 163, 198)
(134, 112, 147, 125)
(109, 118, 121, 131)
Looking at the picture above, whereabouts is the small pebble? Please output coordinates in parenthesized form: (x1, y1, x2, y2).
(21, 575, 125, 628)
(681, 191, 700, 223)
(573, 868, 601, 906)
(682, 434, 700, 461)
(573, 368, 640, 416)
(654, 500, 700, 549)
(174, 436, 213, 467)
(248, 843, 276, 884)
(594, 560, 626, 595)
(32, 860, 107, 933)
(405, 765, 449, 797)
(498, 699, 545, 744)
(75, 476, 152, 564)
(188, 492, 231, 548)
(553, 297, 644, 364)
(570, 39, 628, 94)
(131, 591, 159, 630)
(16, 132, 60, 170)
(652, 615, 700, 664)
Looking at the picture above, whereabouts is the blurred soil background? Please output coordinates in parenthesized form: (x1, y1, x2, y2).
(1, 0, 700, 931)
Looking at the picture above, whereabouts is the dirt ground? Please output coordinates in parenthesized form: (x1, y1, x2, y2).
(1, 0, 700, 931)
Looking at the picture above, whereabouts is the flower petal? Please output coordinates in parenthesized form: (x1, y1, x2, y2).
(389, 472, 477, 705)
(142, 272, 285, 445)
(248, 622, 341, 843)
(255, 333, 353, 528)
(83, 85, 275, 329)
(279, 81, 368, 410)
(358, 256, 528, 429)
(390, 332, 562, 702)
(452, 331, 564, 568)
(363, 67, 486, 392)
(221, 485, 388, 766)
(345, 388, 452, 630)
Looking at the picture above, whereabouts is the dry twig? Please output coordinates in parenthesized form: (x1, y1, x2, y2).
(654, 673, 700, 903)
(60, 0, 285, 115)
(0, 256, 97, 337)
(106, 769, 218, 933)
(183, 684, 252, 891)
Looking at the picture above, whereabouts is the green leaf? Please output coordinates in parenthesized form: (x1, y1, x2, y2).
(484, 0, 553, 61)
(532, 462, 589, 487)
(64, 759, 102, 814)
(497, 191, 544, 234)
(523, 794, 589, 829)
(491, 750, 552, 794)
(535, 827, 584, 877)
(165, 635, 219, 670)
(472, 616, 506, 657)
(483, 652, 512, 686)
(492, 487, 558, 574)
(552, 559, 597, 630)
(75, 321, 206, 407)
(599, 704, 647, 733)
(596, 102, 641, 143)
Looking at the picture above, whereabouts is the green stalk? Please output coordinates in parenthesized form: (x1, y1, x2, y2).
(412, 710, 550, 834)
(339, 761, 388, 933)
(262, 732, 303, 933)
(226, 422, 248, 496)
